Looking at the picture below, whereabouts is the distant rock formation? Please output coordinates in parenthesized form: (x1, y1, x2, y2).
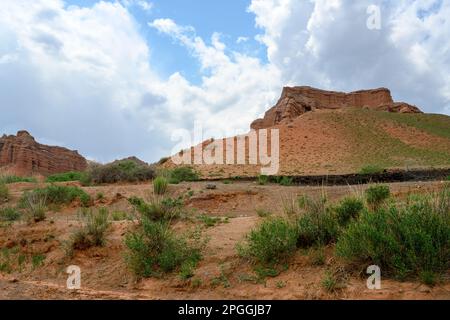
(251, 86, 422, 130)
(0, 130, 87, 176)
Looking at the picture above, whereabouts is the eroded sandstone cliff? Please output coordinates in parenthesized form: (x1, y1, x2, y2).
(0, 131, 87, 176)
(251, 86, 422, 129)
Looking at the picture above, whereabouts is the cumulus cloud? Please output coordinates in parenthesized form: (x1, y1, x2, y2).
(248, 0, 450, 114)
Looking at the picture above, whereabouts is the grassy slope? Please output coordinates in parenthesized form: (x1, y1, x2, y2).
(322, 109, 450, 172)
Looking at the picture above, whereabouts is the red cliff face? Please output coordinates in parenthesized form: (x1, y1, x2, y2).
(0, 131, 87, 176)
(251, 86, 422, 129)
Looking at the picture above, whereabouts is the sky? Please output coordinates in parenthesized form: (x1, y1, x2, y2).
(0, 0, 449, 163)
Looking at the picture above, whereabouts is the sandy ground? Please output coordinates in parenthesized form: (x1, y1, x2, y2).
(0, 180, 449, 300)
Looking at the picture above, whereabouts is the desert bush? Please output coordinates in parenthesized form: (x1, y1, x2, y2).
(153, 177, 168, 195)
(258, 175, 269, 185)
(278, 176, 294, 186)
(128, 196, 183, 222)
(237, 217, 298, 266)
(365, 185, 390, 208)
(0, 175, 37, 184)
(334, 197, 365, 227)
(0, 184, 9, 203)
(336, 189, 450, 280)
(23, 192, 47, 222)
(124, 218, 205, 278)
(69, 208, 110, 252)
(359, 165, 385, 175)
(22, 185, 91, 207)
(89, 160, 155, 184)
(46, 171, 87, 183)
(169, 167, 199, 182)
(0, 207, 21, 222)
(296, 195, 339, 248)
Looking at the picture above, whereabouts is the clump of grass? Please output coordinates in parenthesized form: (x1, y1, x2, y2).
(309, 246, 326, 266)
(96, 192, 105, 201)
(153, 177, 168, 195)
(0, 183, 9, 203)
(31, 254, 46, 269)
(359, 165, 385, 175)
(124, 218, 205, 278)
(0, 207, 21, 222)
(111, 211, 130, 221)
(128, 196, 183, 222)
(46, 172, 87, 183)
(321, 271, 338, 292)
(365, 185, 390, 209)
(334, 197, 365, 227)
(256, 208, 272, 218)
(68, 208, 110, 253)
(21, 185, 91, 207)
(237, 217, 298, 267)
(336, 187, 450, 280)
(197, 214, 222, 227)
(258, 175, 269, 185)
(278, 176, 294, 186)
(23, 192, 47, 222)
(296, 195, 339, 248)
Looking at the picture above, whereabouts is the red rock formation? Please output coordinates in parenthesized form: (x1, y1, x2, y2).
(251, 86, 422, 129)
(0, 131, 87, 176)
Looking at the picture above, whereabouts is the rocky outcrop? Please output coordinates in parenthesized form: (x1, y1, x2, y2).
(251, 86, 422, 129)
(0, 131, 87, 176)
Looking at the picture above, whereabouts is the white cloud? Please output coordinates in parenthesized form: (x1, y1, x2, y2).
(248, 0, 450, 114)
(0, 0, 449, 164)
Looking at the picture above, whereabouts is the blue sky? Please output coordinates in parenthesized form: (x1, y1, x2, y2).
(1, 0, 449, 163)
(67, 0, 265, 84)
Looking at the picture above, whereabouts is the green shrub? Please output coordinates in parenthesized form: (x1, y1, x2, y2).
(334, 197, 365, 226)
(258, 175, 269, 185)
(128, 196, 183, 221)
(153, 177, 168, 195)
(336, 189, 450, 280)
(359, 165, 385, 175)
(23, 192, 47, 222)
(0, 184, 9, 203)
(169, 167, 199, 182)
(0, 207, 21, 222)
(124, 218, 205, 278)
(46, 172, 87, 183)
(0, 176, 37, 184)
(237, 217, 298, 266)
(365, 185, 390, 208)
(295, 194, 339, 248)
(89, 160, 155, 184)
(278, 176, 294, 186)
(69, 208, 110, 252)
(22, 185, 91, 207)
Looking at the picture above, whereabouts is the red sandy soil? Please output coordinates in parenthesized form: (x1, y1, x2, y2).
(0, 180, 449, 300)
